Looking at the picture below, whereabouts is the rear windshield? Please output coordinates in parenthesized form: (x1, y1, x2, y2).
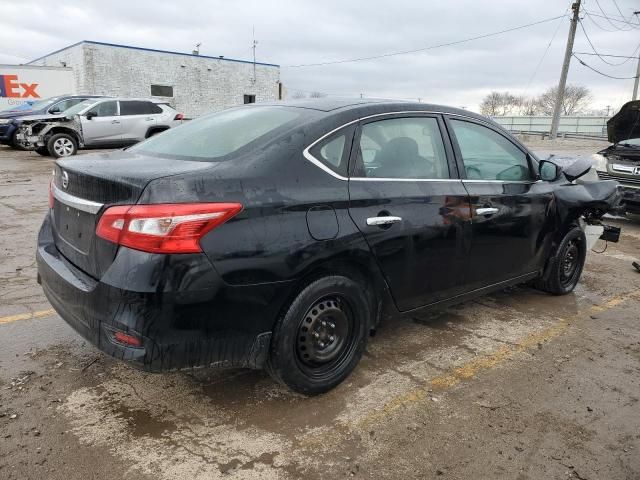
(130, 106, 301, 161)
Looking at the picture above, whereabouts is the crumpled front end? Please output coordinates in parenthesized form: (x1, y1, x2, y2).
(15, 116, 83, 149)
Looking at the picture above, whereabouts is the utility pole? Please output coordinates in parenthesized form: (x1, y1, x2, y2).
(633, 12, 640, 100)
(550, 0, 581, 138)
(251, 26, 258, 85)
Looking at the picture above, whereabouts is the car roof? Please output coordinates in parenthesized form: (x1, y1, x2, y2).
(257, 98, 489, 122)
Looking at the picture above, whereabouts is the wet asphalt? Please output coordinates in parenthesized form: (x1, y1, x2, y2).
(0, 139, 639, 480)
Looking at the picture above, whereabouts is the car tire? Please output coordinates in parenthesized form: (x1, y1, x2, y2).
(47, 133, 78, 158)
(536, 227, 586, 295)
(266, 275, 370, 395)
(34, 147, 50, 157)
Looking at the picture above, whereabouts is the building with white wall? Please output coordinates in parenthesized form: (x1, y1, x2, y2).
(29, 40, 281, 117)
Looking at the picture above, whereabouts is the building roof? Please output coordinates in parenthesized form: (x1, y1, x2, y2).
(28, 40, 279, 68)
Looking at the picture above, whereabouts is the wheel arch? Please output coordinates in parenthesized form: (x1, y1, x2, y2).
(282, 250, 394, 333)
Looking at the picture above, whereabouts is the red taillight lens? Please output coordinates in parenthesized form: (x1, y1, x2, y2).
(174, 113, 184, 120)
(96, 203, 242, 254)
(49, 180, 54, 209)
(113, 331, 142, 347)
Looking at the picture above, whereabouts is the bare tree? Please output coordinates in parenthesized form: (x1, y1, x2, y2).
(309, 91, 327, 98)
(480, 92, 502, 116)
(517, 96, 539, 116)
(290, 91, 307, 99)
(480, 91, 520, 116)
(536, 84, 591, 115)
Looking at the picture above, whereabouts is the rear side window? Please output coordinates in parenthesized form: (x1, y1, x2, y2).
(120, 101, 162, 115)
(308, 127, 354, 177)
(352, 117, 450, 179)
(450, 120, 531, 181)
(130, 106, 301, 161)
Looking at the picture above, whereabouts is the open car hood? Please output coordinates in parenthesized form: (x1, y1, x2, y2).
(607, 100, 640, 144)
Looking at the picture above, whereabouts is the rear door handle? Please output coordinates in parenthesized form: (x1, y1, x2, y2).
(145, 117, 154, 121)
(367, 216, 402, 226)
(476, 207, 499, 216)
(111, 120, 120, 124)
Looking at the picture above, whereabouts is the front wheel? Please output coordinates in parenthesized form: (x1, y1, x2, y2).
(266, 275, 370, 395)
(536, 227, 586, 295)
(47, 133, 78, 158)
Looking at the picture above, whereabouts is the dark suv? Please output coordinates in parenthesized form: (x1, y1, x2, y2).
(37, 99, 620, 395)
(0, 95, 106, 147)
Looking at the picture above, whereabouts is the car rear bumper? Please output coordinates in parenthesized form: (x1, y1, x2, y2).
(36, 213, 291, 371)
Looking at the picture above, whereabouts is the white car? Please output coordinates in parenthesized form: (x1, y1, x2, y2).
(14, 98, 184, 158)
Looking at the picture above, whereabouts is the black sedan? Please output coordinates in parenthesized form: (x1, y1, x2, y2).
(37, 99, 620, 395)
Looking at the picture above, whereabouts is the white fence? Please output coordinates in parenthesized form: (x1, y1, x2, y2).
(492, 116, 610, 137)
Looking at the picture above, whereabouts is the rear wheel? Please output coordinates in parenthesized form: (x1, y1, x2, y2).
(47, 133, 78, 158)
(34, 146, 50, 156)
(536, 227, 586, 295)
(266, 275, 370, 395)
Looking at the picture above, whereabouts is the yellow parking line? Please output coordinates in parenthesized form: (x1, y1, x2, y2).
(0, 308, 56, 325)
(301, 288, 640, 446)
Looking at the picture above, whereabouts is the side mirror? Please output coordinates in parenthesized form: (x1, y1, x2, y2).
(49, 107, 61, 114)
(86, 111, 97, 120)
(539, 160, 561, 182)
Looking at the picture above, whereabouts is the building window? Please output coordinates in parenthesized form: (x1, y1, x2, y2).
(151, 85, 174, 97)
(244, 94, 256, 104)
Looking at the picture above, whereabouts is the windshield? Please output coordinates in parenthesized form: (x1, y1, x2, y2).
(130, 106, 301, 161)
(62, 100, 96, 116)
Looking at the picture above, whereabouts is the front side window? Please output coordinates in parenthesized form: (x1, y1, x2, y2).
(130, 106, 301, 161)
(90, 101, 118, 117)
(450, 120, 532, 181)
(352, 117, 450, 179)
(50, 98, 84, 113)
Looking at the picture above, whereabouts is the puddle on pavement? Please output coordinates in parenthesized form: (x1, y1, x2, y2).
(112, 402, 178, 438)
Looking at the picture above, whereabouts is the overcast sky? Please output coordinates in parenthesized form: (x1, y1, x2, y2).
(1, 0, 638, 112)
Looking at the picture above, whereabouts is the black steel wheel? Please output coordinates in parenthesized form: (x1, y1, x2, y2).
(267, 275, 370, 395)
(536, 227, 586, 295)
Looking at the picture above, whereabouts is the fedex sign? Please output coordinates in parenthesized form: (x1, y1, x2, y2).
(0, 75, 40, 98)
(0, 65, 74, 110)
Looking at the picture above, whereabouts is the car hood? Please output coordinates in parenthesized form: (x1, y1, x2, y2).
(15, 113, 67, 123)
(607, 100, 640, 144)
(0, 109, 40, 119)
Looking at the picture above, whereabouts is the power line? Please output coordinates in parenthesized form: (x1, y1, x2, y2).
(584, 8, 640, 29)
(610, 0, 632, 21)
(578, 18, 638, 65)
(285, 14, 567, 68)
(523, 6, 570, 95)
(573, 53, 639, 78)
(573, 50, 640, 59)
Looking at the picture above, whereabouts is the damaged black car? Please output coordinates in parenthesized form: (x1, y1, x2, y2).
(37, 99, 621, 395)
(595, 100, 640, 214)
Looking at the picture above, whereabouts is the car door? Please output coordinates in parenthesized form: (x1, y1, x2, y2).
(445, 116, 555, 290)
(119, 101, 159, 142)
(347, 114, 472, 312)
(80, 100, 122, 145)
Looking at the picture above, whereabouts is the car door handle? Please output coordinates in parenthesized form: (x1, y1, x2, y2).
(111, 120, 120, 124)
(476, 207, 499, 216)
(367, 216, 402, 226)
(145, 117, 154, 121)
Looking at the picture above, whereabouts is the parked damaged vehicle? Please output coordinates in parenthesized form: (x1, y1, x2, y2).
(37, 99, 622, 395)
(0, 95, 106, 147)
(15, 98, 183, 158)
(594, 100, 640, 214)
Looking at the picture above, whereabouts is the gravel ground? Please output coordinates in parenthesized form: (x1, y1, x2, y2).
(0, 142, 639, 480)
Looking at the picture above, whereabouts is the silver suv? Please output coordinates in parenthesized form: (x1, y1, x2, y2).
(14, 98, 184, 158)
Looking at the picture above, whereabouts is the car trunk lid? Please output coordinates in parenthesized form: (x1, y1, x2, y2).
(51, 150, 212, 279)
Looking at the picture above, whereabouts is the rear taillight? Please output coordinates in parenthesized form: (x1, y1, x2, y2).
(96, 203, 242, 254)
(49, 180, 54, 208)
(174, 113, 184, 120)
(113, 331, 142, 347)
